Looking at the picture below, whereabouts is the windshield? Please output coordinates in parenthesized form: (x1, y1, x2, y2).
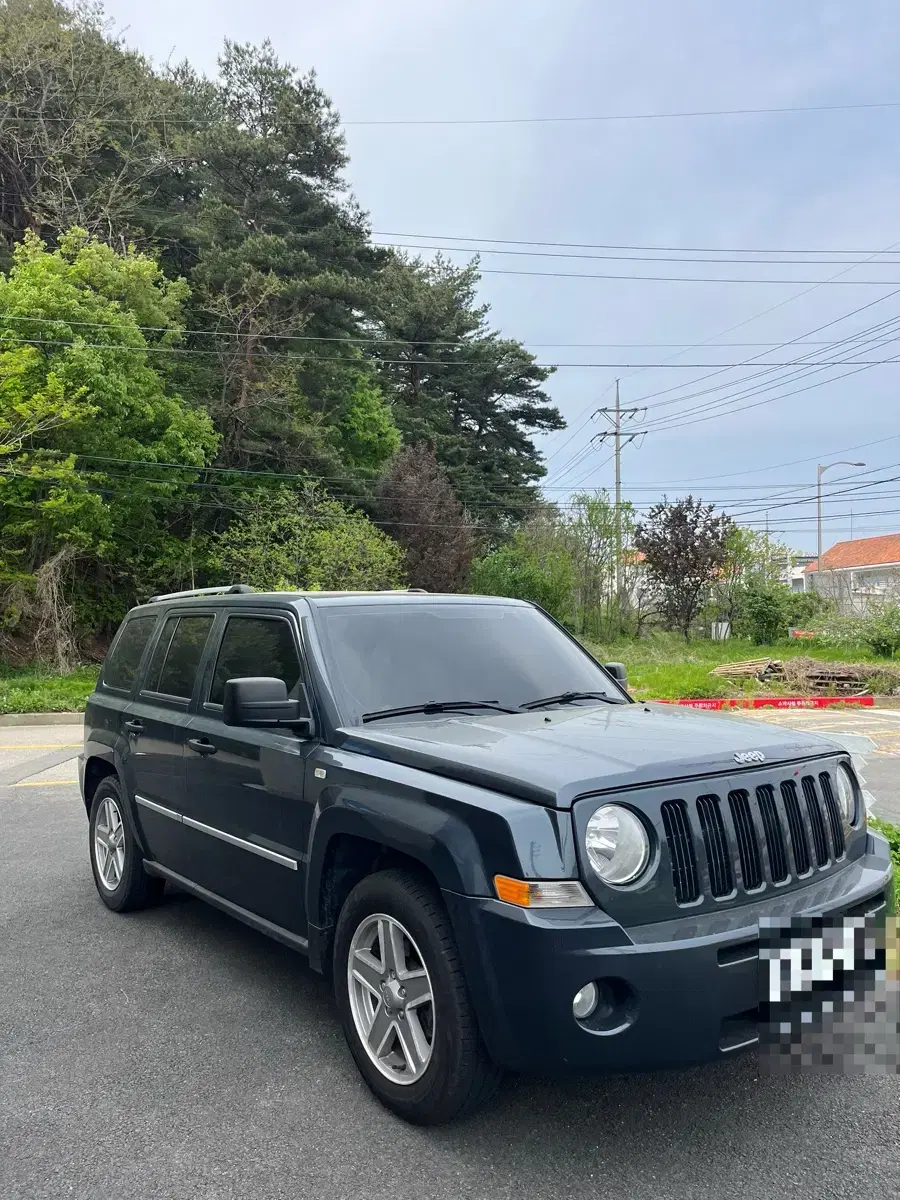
(312, 602, 624, 724)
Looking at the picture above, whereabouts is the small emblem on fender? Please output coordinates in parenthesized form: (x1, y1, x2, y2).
(734, 750, 765, 764)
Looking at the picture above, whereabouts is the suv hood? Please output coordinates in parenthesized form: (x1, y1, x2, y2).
(339, 702, 843, 808)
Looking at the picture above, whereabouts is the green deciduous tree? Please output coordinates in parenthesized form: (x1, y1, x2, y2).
(337, 377, 401, 476)
(0, 229, 218, 647)
(709, 526, 793, 629)
(214, 485, 405, 592)
(470, 532, 575, 625)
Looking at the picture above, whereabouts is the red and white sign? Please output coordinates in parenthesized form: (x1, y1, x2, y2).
(656, 696, 874, 710)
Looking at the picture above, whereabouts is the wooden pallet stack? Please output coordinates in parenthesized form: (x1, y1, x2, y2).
(710, 658, 775, 680)
(709, 657, 871, 695)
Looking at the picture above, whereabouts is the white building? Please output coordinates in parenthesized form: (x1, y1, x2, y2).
(803, 533, 900, 613)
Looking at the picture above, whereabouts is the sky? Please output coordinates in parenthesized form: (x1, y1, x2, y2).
(102, 0, 900, 554)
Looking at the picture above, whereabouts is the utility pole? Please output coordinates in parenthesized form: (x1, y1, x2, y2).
(594, 381, 643, 604)
(614, 380, 622, 599)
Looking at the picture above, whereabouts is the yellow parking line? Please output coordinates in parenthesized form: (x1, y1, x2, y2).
(12, 779, 78, 787)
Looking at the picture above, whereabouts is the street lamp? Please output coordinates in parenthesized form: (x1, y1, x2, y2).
(817, 460, 866, 578)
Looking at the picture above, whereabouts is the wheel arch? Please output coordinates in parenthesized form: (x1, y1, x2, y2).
(81, 754, 119, 815)
(309, 827, 448, 976)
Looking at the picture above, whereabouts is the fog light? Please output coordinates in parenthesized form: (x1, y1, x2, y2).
(573, 982, 599, 1020)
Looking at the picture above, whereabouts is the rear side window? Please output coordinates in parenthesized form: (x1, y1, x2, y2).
(209, 616, 305, 709)
(144, 615, 215, 700)
(102, 616, 158, 692)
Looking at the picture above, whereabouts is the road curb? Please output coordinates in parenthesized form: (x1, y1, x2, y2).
(0, 712, 83, 728)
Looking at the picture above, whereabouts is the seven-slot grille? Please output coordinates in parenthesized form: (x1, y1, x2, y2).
(661, 767, 847, 905)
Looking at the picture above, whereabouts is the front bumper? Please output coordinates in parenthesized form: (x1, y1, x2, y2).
(443, 831, 894, 1074)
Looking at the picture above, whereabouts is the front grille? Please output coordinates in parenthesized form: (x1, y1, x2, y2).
(802, 776, 830, 867)
(697, 795, 734, 897)
(660, 799, 700, 903)
(780, 780, 811, 876)
(661, 765, 847, 906)
(819, 772, 846, 858)
(756, 784, 789, 882)
(728, 789, 764, 890)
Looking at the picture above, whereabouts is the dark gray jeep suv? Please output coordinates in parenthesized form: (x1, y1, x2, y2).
(80, 586, 894, 1124)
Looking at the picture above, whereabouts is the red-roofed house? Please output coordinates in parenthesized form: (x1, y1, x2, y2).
(803, 533, 900, 611)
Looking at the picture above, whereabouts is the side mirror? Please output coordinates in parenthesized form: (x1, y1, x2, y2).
(223, 677, 315, 736)
(604, 662, 628, 688)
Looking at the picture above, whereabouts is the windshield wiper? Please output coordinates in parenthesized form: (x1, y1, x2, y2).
(520, 691, 621, 711)
(362, 700, 519, 723)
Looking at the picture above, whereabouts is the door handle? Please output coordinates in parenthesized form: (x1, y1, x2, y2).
(187, 738, 218, 756)
(124, 720, 144, 734)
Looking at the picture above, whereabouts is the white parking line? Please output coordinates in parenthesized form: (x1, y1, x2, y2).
(0, 744, 81, 751)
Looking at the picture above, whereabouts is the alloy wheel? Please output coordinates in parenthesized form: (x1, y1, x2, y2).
(94, 795, 126, 891)
(347, 913, 435, 1085)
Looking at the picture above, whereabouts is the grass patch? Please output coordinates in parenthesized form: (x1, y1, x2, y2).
(583, 632, 900, 700)
(0, 664, 99, 715)
(870, 817, 900, 918)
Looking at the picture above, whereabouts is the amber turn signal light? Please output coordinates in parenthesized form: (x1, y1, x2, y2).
(493, 875, 593, 908)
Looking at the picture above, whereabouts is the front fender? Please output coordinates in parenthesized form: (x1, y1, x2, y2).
(304, 747, 579, 929)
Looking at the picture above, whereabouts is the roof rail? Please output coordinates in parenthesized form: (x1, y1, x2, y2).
(147, 584, 255, 603)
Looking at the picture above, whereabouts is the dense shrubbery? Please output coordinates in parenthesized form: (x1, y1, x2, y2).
(733, 583, 828, 645)
(470, 533, 576, 624)
(812, 604, 900, 658)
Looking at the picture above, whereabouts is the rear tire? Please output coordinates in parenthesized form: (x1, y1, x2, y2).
(333, 868, 502, 1125)
(88, 777, 165, 912)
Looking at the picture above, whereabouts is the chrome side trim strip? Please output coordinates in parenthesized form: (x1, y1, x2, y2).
(182, 814, 299, 870)
(134, 794, 297, 870)
(135, 794, 181, 821)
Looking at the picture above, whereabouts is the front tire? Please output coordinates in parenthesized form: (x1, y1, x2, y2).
(88, 778, 164, 912)
(333, 868, 502, 1125)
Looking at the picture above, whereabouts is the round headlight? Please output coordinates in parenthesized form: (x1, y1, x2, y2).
(585, 804, 650, 884)
(836, 764, 857, 826)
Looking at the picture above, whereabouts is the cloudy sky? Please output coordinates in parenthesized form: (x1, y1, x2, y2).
(104, 0, 900, 553)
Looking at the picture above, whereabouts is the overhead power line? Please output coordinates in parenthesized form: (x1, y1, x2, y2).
(6, 97, 900, 126)
(544, 305, 900, 484)
(626, 283, 900, 416)
(477, 267, 900, 285)
(10, 329, 900, 369)
(541, 242, 900, 477)
(634, 314, 900, 431)
(620, 433, 900, 488)
(371, 230, 900, 257)
(0, 314, 872, 350)
(375, 239, 900, 268)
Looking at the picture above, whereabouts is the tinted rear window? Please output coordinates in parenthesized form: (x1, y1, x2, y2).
(144, 615, 214, 699)
(102, 616, 158, 692)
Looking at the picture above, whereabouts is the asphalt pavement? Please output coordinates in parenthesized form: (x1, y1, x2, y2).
(1, 718, 898, 1200)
